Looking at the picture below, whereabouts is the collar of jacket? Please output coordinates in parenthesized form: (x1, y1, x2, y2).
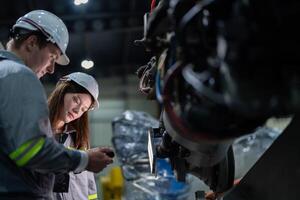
(62, 124, 76, 135)
(0, 50, 25, 65)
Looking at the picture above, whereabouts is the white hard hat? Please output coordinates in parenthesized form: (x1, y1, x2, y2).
(13, 10, 69, 65)
(62, 72, 99, 110)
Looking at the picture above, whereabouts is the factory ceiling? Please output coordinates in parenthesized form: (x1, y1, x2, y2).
(0, 0, 151, 84)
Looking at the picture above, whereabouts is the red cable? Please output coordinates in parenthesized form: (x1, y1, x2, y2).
(151, 0, 156, 12)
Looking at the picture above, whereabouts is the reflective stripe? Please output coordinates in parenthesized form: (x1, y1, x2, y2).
(9, 138, 46, 167)
(67, 146, 75, 150)
(88, 193, 97, 200)
(9, 140, 34, 160)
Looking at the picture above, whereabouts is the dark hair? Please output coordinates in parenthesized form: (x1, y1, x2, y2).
(10, 28, 49, 49)
(48, 80, 94, 150)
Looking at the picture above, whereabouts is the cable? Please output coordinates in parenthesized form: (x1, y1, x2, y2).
(155, 69, 164, 104)
(182, 64, 227, 105)
(162, 61, 217, 141)
(151, 0, 156, 12)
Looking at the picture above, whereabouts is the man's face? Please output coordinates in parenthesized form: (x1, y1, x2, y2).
(29, 43, 61, 79)
(23, 35, 62, 79)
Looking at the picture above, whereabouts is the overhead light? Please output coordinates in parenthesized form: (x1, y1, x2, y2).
(74, 0, 88, 6)
(74, 0, 81, 5)
(81, 59, 94, 69)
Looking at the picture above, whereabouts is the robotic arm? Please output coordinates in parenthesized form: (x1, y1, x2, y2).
(136, 0, 300, 194)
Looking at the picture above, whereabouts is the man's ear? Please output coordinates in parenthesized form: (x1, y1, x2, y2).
(24, 35, 38, 52)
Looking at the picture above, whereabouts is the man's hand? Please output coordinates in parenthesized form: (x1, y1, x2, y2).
(86, 147, 114, 173)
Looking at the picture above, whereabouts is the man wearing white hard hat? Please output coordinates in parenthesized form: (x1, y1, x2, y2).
(0, 10, 113, 199)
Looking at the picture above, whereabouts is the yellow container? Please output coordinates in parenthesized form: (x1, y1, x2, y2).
(100, 166, 124, 200)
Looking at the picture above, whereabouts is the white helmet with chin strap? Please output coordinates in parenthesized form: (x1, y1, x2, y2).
(60, 72, 100, 110)
(12, 10, 69, 65)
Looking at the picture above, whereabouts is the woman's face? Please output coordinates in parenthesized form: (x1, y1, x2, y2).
(60, 92, 93, 123)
